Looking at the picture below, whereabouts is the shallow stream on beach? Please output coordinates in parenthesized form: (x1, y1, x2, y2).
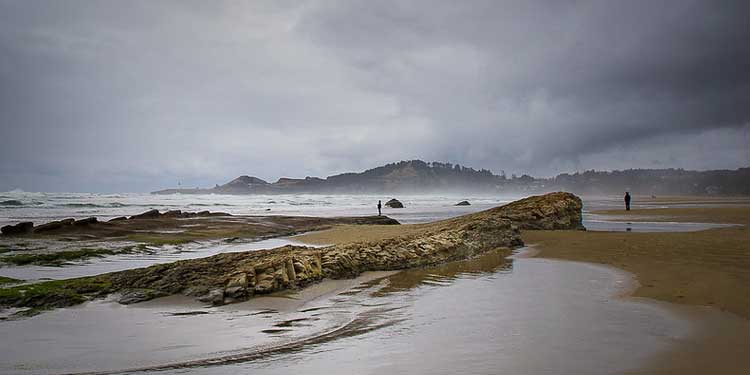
(0, 249, 692, 375)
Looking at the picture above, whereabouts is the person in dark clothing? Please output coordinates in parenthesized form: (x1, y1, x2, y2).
(377, 200, 382, 216)
(624, 192, 631, 211)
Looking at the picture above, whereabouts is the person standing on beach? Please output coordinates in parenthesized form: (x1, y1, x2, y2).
(624, 192, 631, 211)
(377, 200, 382, 216)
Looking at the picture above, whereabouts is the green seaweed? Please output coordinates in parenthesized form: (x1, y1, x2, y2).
(0, 248, 116, 266)
(0, 276, 21, 286)
(125, 234, 198, 246)
(0, 277, 111, 309)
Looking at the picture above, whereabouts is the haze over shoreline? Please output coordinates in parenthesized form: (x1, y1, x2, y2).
(152, 160, 750, 196)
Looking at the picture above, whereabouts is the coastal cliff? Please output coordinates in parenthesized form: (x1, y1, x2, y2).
(0, 192, 583, 314)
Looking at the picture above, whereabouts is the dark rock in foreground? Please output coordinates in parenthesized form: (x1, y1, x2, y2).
(1, 208, 399, 246)
(73, 217, 98, 226)
(130, 209, 161, 220)
(385, 198, 404, 208)
(1, 222, 33, 235)
(0, 192, 583, 313)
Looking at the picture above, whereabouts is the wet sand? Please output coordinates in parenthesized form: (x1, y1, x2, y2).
(295, 197, 750, 374)
(292, 223, 428, 245)
(525, 201, 750, 374)
(525, 205, 750, 318)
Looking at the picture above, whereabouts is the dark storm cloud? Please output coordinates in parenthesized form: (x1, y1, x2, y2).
(0, 0, 749, 192)
(297, 0, 750, 167)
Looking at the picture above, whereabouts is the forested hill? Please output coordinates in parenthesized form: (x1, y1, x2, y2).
(152, 160, 750, 196)
(549, 167, 750, 196)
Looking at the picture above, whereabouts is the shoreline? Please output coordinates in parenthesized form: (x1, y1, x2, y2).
(294, 201, 750, 374)
(0, 192, 581, 316)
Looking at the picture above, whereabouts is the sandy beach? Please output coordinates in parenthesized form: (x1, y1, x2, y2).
(294, 196, 750, 374)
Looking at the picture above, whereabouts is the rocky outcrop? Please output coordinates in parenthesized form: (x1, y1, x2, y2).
(1, 222, 33, 235)
(129, 209, 161, 220)
(73, 217, 98, 226)
(0, 192, 584, 312)
(1, 210, 399, 245)
(455, 200, 471, 206)
(385, 199, 404, 208)
(103, 192, 582, 306)
(33, 219, 74, 233)
(489, 192, 584, 230)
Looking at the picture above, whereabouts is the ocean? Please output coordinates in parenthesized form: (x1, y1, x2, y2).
(0, 190, 522, 228)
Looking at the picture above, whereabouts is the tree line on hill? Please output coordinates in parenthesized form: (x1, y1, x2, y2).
(152, 160, 750, 196)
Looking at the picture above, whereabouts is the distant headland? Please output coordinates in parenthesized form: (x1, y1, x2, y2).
(151, 160, 750, 196)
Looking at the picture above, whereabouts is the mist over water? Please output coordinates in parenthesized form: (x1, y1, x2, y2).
(0, 191, 519, 228)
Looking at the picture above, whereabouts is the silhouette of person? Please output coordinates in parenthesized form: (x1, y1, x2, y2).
(624, 192, 631, 211)
(377, 200, 382, 216)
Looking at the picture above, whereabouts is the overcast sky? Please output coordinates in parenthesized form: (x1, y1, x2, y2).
(1, 0, 749, 192)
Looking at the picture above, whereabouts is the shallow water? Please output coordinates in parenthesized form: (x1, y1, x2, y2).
(0, 237, 317, 281)
(582, 214, 736, 232)
(0, 250, 691, 375)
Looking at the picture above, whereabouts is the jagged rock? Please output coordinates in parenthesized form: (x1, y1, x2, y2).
(130, 209, 160, 220)
(224, 273, 249, 299)
(455, 201, 471, 206)
(197, 289, 225, 306)
(162, 210, 182, 217)
(490, 192, 584, 230)
(385, 199, 404, 208)
(109, 216, 127, 222)
(118, 289, 167, 304)
(73, 217, 98, 226)
(224, 286, 245, 299)
(254, 271, 276, 294)
(33, 218, 77, 233)
(183, 286, 210, 297)
(33, 221, 64, 233)
(1, 222, 33, 235)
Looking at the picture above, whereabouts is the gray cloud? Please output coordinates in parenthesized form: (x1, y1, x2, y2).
(1, 0, 749, 192)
